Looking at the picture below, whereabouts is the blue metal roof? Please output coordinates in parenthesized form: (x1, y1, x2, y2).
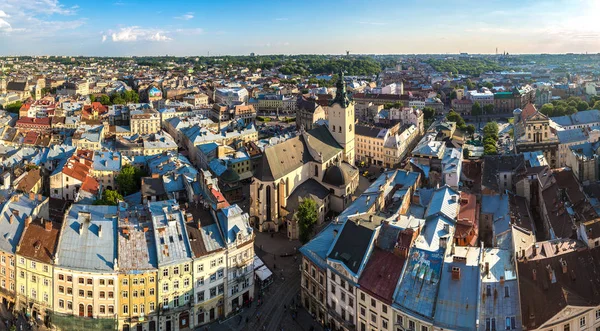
(57, 205, 118, 272)
(0, 195, 40, 254)
(393, 247, 444, 320)
(92, 151, 121, 172)
(299, 222, 344, 270)
(434, 247, 481, 330)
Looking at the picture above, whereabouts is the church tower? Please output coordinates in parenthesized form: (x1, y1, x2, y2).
(0, 63, 6, 94)
(328, 72, 355, 165)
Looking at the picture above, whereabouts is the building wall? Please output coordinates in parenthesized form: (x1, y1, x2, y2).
(16, 257, 53, 319)
(157, 261, 194, 331)
(224, 243, 254, 315)
(0, 251, 16, 304)
(52, 268, 119, 319)
(192, 251, 226, 327)
(357, 289, 394, 331)
(329, 102, 356, 165)
(117, 271, 158, 331)
(301, 257, 328, 325)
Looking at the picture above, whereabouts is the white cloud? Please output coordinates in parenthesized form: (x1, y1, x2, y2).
(0, 10, 10, 18)
(0, 18, 11, 31)
(174, 28, 204, 35)
(101, 35, 107, 42)
(174, 12, 194, 20)
(4, 0, 77, 16)
(109, 26, 172, 42)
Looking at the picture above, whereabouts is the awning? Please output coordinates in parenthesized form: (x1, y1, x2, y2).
(255, 265, 273, 281)
(253, 255, 265, 270)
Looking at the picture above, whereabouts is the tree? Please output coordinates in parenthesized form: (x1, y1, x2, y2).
(116, 165, 147, 196)
(446, 110, 466, 129)
(297, 198, 318, 244)
(482, 82, 494, 89)
(483, 104, 494, 115)
(449, 91, 457, 100)
(465, 124, 475, 136)
(471, 102, 482, 117)
(93, 189, 123, 206)
(465, 79, 476, 90)
(593, 101, 600, 110)
(99, 95, 111, 105)
(4, 101, 22, 113)
(89, 94, 96, 103)
(422, 107, 435, 120)
(483, 122, 498, 138)
(484, 143, 497, 155)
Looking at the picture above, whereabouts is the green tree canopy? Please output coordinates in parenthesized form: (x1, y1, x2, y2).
(297, 198, 318, 244)
(116, 165, 147, 196)
(471, 102, 482, 117)
(4, 101, 22, 114)
(483, 104, 495, 115)
(446, 110, 466, 129)
(422, 107, 435, 120)
(93, 189, 123, 206)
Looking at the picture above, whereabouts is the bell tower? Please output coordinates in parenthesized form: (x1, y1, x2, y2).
(328, 72, 355, 165)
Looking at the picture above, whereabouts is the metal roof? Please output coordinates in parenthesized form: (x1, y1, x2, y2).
(56, 204, 118, 272)
(148, 200, 193, 266)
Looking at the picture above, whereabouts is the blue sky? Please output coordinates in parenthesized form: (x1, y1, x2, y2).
(1, 0, 599, 56)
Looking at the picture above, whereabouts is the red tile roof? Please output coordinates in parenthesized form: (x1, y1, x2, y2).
(358, 248, 406, 304)
(521, 103, 537, 121)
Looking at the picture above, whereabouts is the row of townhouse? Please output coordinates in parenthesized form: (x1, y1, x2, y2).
(0, 190, 254, 331)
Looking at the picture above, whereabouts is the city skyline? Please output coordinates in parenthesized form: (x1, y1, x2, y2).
(1, 0, 600, 56)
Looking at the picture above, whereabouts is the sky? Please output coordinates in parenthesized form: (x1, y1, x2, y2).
(1, 0, 600, 56)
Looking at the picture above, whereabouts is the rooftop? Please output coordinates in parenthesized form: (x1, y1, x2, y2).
(117, 203, 158, 271)
(56, 204, 118, 272)
(148, 200, 193, 266)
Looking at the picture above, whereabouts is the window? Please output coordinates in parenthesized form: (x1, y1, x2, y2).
(133, 305, 138, 314)
(371, 312, 377, 323)
(78, 277, 84, 284)
(360, 306, 366, 317)
(421, 327, 429, 331)
(43, 265, 48, 272)
(140, 290, 145, 297)
(596, 309, 600, 320)
(174, 266, 179, 275)
(132, 291, 138, 298)
(67, 301, 73, 310)
(19, 257, 24, 265)
(217, 269, 224, 278)
(149, 276, 154, 283)
(184, 278, 190, 287)
(163, 269, 169, 277)
(132, 278, 138, 285)
(58, 274, 64, 281)
(197, 277, 204, 286)
(564, 323, 570, 331)
(44, 279, 49, 286)
(210, 287, 217, 298)
(100, 291, 105, 299)
(99, 305, 105, 314)
(139, 278, 145, 285)
(210, 260, 216, 268)
(197, 291, 205, 302)
(218, 257, 223, 265)
(330, 284, 336, 295)
(382, 305, 387, 314)
(31, 260, 37, 269)
(108, 292, 114, 299)
(87, 278, 93, 285)
(174, 296, 180, 307)
(504, 286, 509, 298)
(78, 290, 84, 297)
(67, 276, 73, 282)
(59, 286, 65, 294)
(59, 299, 64, 309)
(123, 291, 128, 298)
(184, 264, 190, 272)
(382, 319, 388, 329)
(409, 320, 415, 331)
(371, 298, 376, 308)
(140, 304, 145, 314)
(149, 288, 154, 296)
(123, 305, 128, 314)
(173, 280, 180, 290)
(99, 279, 105, 285)
(149, 302, 155, 312)
(67, 287, 72, 295)
(349, 296, 353, 308)
(580, 317, 586, 327)
(184, 293, 190, 302)
(108, 306, 114, 314)
(210, 274, 216, 282)
(197, 264, 204, 273)
(163, 283, 169, 292)
(87, 291, 92, 298)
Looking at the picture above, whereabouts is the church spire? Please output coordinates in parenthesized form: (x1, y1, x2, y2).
(332, 71, 350, 108)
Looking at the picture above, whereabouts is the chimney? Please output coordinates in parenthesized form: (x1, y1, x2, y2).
(44, 219, 52, 231)
(37, 194, 42, 201)
(485, 262, 490, 276)
(98, 225, 102, 237)
(13, 195, 19, 202)
(79, 223, 84, 235)
(369, 215, 374, 223)
(560, 258, 567, 274)
(26, 216, 32, 226)
(29, 192, 35, 200)
(9, 214, 13, 224)
(451, 266, 461, 280)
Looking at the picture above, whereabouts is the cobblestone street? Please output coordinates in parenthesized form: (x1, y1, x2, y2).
(208, 231, 323, 331)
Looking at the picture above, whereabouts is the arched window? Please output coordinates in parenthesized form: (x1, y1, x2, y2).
(314, 165, 319, 177)
(339, 126, 342, 133)
(332, 125, 336, 132)
(87, 304, 93, 317)
(79, 304, 84, 317)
